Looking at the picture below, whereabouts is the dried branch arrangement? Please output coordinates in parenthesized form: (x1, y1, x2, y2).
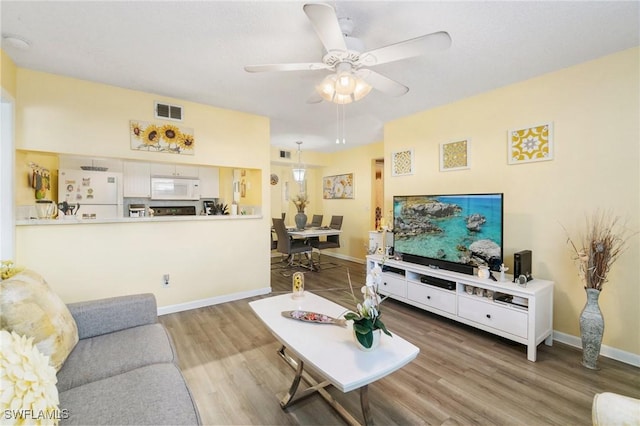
(565, 211, 635, 291)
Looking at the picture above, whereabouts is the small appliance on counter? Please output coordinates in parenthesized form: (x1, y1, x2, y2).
(35, 200, 58, 219)
(203, 200, 214, 215)
(129, 204, 146, 217)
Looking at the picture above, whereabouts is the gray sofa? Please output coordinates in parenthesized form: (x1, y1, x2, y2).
(57, 293, 201, 425)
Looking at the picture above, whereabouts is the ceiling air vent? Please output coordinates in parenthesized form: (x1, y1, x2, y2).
(279, 150, 291, 159)
(155, 102, 183, 121)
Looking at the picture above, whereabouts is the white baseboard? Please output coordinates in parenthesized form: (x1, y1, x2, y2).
(157, 286, 271, 316)
(323, 252, 365, 264)
(553, 330, 640, 367)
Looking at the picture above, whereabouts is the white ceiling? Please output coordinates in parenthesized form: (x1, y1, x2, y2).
(2, 1, 638, 153)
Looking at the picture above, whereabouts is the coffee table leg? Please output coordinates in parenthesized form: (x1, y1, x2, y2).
(277, 345, 371, 426)
(279, 349, 304, 408)
(360, 385, 373, 425)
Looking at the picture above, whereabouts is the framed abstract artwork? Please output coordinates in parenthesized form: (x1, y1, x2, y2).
(130, 120, 195, 155)
(508, 122, 553, 164)
(391, 149, 414, 176)
(440, 139, 470, 172)
(323, 173, 354, 199)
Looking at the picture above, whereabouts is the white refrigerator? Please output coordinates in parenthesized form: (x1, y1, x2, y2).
(58, 169, 123, 219)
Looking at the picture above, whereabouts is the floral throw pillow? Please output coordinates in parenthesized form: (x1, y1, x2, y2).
(1, 270, 78, 371)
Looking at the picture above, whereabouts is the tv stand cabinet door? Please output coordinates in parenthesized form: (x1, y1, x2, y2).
(407, 281, 456, 314)
(458, 296, 528, 339)
(380, 273, 407, 298)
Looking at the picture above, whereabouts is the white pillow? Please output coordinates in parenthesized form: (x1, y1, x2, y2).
(0, 330, 60, 425)
(1, 270, 78, 371)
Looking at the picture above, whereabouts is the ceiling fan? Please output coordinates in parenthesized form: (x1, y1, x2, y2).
(244, 3, 452, 104)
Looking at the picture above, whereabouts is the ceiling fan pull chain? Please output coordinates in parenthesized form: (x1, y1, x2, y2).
(342, 104, 347, 144)
(335, 103, 340, 144)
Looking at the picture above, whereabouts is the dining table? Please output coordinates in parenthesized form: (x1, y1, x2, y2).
(286, 227, 342, 271)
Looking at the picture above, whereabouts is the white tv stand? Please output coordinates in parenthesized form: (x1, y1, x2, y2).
(366, 255, 554, 362)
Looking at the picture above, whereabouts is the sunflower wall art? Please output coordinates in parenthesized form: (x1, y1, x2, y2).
(508, 122, 553, 164)
(323, 173, 354, 199)
(130, 120, 195, 155)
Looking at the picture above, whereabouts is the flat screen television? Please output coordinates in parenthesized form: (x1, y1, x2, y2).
(392, 193, 504, 275)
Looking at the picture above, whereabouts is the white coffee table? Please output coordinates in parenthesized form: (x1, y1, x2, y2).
(249, 291, 420, 425)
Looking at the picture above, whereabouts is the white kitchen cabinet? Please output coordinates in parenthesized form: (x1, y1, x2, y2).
(59, 155, 123, 172)
(367, 255, 554, 362)
(150, 163, 199, 178)
(199, 166, 220, 198)
(123, 161, 151, 197)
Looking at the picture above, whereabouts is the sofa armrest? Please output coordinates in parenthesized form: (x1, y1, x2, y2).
(67, 293, 158, 339)
(592, 392, 640, 426)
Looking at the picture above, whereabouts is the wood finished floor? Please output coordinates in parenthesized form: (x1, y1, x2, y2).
(159, 257, 640, 425)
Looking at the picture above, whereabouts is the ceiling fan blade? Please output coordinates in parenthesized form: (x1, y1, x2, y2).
(357, 69, 408, 97)
(245, 63, 330, 73)
(358, 31, 452, 67)
(303, 3, 347, 53)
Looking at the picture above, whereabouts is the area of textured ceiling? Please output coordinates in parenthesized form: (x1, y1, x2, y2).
(1, 1, 638, 153)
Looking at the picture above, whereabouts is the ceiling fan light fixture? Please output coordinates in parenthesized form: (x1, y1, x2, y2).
(316, 70, 371, 104)
(353, 79, 372, 101)
(335, 71, 356, 95)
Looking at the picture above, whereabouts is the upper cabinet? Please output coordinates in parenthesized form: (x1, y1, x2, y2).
(59, 156, 123, 172)
(199, 167, 220, 198)
(150, 163, 199, 178)
(123, 161, 151, 198)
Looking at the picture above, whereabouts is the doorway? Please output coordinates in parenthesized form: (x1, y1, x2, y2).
(373, 159, 384, 230)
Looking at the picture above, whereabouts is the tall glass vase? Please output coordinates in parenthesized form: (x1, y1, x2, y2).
(579, 288, 604, 370)
(294, 212, 307, 231)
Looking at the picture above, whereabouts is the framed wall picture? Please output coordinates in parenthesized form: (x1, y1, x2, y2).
(440, 139, 470, 172)
(508, 122, 554, 164)
(391, 149, 414, 176)
(130, 120, 195, 155)
(323, 173, 354, 199)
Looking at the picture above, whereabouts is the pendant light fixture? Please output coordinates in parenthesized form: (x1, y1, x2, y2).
(292, 141, 306, 183)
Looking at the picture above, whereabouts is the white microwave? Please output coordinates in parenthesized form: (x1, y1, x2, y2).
(150, 177, 200, 200)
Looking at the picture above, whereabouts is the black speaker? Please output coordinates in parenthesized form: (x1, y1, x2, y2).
(513, 250, 533, 282)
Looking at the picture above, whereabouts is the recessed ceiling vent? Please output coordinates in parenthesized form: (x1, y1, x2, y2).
(155, 102, 183, 121)
(279, 150, 291, 159)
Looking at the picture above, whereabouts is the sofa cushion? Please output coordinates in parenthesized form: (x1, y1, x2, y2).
(0, 270, 78, 371)
(56, 323, 176, 392)
(59, 363, 200, 425)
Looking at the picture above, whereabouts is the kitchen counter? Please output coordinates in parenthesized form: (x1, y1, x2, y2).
(16, 214, 262, 225)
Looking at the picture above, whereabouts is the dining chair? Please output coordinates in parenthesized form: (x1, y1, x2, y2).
(309, 214, 323, 228)
(272, 217, 312, 271)
(309, 215, 343, 268)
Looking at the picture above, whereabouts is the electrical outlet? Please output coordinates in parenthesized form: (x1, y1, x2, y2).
(163, 274, 170, 287)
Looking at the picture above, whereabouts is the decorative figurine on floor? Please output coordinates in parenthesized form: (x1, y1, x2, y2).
(292, 272, 304, 298)
(500, 263, 509, 282)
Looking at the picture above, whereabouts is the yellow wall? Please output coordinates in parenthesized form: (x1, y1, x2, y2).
(269, 142, 384, 261)
(0, 49, 17, 97)
(14, 69, 272, 308)
(269, 146, 330, 226)
(320, 142, 384, 261)
(15, 150, 59, 205)
(385, 47, 640, 355)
